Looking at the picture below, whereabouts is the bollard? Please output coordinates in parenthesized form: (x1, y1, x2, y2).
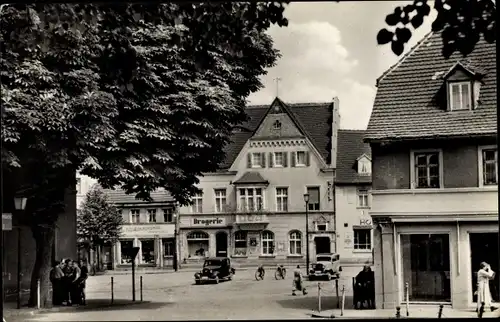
(405, 282, 409, 317)
(317, 283, 322, 313)
(111, 277, 114, 304)
(340, 285, 345, 317)
(36, 279, 41, 309)
(396, 306, 401, 319)
(140, 276, 143, 302)
(335, 279, 339, 308)
(438, 304, 443, 318)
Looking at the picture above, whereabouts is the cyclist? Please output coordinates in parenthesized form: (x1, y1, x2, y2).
(292, 265, 307, 296)
(257, 264, 265, 279)
(276, 264, 286, 279)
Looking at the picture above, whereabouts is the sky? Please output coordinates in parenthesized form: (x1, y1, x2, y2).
(247, 1, 438, 130)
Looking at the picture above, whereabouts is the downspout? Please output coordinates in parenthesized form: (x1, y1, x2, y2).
(379, 224, 386, 308)
(332, 174, 337, 253)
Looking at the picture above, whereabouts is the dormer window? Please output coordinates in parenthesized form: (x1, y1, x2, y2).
(449, 81, 472, 111)
(357, 154, 371, 175)
(272, 120, 282, 130)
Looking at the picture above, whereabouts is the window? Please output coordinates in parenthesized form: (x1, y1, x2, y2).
(190, 192, 203, 213)
(276, 187, 288, 212)
(357, 189, 369, 208)
(252, 152, 262, 168)
(130, 209, 140, 223)
(273, 120, 282, 130)
(358, 159, 371, 175)
(163, 239, 174, 256)
(289, 231, 302, 255)
(316, 223, 327, 231)
(449, 82, 472, 111)
(186, 231, 209, 258)
(307, 187, 320, 211)
(238, 188, 263, 211)
(296, 151, 307, 166)
(234, 231, 247, 256)
(214, 189, 227, 213)
(413, 152, 441, 188)
(147, 209, 157, 223)
(481, 148, 498, 186)
(274, 152, 284, 167)
(163, 208, 174, 223)
(261, 231, 275, 255)
(353, 229, 371, 250)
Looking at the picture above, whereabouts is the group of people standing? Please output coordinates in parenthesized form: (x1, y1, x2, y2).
(49, 259, 88, 306)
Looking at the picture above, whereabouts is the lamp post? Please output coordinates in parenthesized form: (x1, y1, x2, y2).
(14, 196, 27, 310)
(173, 212, 179, 272)
(303, 193, 310, 273)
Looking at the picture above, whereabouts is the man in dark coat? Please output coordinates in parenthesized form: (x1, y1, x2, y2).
(69, 261, 82, 305)
(61, 259, 73, 305)
(49, 260, 65, 305)
(354, 265, 375, 309)
(77, 260, 89, 305)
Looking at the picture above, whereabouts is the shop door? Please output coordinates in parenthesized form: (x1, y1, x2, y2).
(470, 233, 499, 302)
(216, 232, 228, 257)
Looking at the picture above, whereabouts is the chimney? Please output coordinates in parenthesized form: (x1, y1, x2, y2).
(330, 97, 340, 169)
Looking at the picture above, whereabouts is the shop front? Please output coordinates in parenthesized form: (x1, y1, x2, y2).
(114, 223, 175, 268)
(179, 215, 232, 263)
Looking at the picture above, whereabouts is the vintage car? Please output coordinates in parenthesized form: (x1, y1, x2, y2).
(308, 253, 342, 280)
(194, 257, 235, 284)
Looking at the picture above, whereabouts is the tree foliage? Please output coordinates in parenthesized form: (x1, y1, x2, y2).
(0, 2, 289, 307)
(77, 185, 123, 247)
(378, 0, 496, 57)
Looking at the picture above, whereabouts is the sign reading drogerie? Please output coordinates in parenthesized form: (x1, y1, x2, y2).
(191, 217, 226, 227)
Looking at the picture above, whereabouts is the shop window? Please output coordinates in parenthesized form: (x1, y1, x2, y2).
(187, 231, 209, 258)
(353, 229, 371, 250)
(234, 231, 247, 256)
(289, 230, 302, 255)
(261, 230, 275, 255)
(120, 240, 134, 264)
(141, 240, 155, 264)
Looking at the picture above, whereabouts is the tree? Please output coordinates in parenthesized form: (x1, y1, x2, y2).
(377, 0, 496, 57)
(1, 3, 289, 307)
(77, 185, 123, 270)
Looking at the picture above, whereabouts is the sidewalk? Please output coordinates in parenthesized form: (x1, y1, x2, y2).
(310, 306, 500, 319)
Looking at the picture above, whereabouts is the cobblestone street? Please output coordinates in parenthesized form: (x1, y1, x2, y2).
(19, 267, 358, 321)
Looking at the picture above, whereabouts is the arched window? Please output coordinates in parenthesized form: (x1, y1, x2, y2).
(186, 231, 209, 258)
(234, 231, 248, 256)
(261, 230, 275, 255)
(273, 120, 282, 130)
(289, 230, 302, 255)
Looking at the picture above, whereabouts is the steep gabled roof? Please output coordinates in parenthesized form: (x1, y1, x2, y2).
(336, 130, 372, 185)
(220, 100, 333, 169)
(366, 31, 497, 142)
(103, 188, 174, 205)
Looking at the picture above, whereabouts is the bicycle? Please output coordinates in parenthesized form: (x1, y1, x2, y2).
(255, 265, 265, 281)
(275, 265, 286, 280)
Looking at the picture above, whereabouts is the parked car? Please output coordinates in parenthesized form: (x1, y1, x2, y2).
(194, 257, 235, 284)
(308, 253, 342, 280)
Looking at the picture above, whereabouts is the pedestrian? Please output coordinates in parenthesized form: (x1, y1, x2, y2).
(69, 261, 82, 305)
(476, 262, 498, 312)
(49, 260, 64, 305)
(292, 265, 307, 296)
(354, 265, 374, 309)
(61, 259, 73, 305)
(77, 260, 89, 305)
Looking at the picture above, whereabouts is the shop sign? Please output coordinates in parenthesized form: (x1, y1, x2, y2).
(190, 217, 226, 227)
(235, 214, 269, 224)
(359, 217, 372, 226)
(121, 224, 175, 237)
(2, 213, 12, 231)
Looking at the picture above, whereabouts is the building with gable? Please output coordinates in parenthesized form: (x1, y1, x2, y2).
(177, 97, 340, 267)
(335, 130, 373, 265)
(365, 31, 497, 309)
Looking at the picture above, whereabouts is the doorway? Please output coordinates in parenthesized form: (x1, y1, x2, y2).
(470, 233, 499, 303)
(216, 232, 228, 257)
(315, 237, 331, 254)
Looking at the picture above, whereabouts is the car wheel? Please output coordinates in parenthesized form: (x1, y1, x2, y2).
(195, 280, 200, 285)
(228, 274, 232, 281)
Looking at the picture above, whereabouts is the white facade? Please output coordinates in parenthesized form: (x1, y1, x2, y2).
(76, 173, 98, 209)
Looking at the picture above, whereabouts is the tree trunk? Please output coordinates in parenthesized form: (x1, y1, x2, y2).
(97, 245, 101, 271)
(28, 225, 55, 308)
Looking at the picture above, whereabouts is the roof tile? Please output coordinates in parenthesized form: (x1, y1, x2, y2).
(336, 130, 372, 184)
(103, 188, 174, 205)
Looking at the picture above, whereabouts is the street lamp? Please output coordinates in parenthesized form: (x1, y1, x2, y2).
(14, 196, 27, 310)
(303, 193, 310, 273)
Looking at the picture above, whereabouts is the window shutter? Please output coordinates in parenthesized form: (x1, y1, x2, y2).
(261, 152, 266, 168)
(269, 152, 274, 168)
(305, 152, 310, 166)
(247, 153, 252, 168)
(291, 152, 296, 167)
(283, 152, 288, 167)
